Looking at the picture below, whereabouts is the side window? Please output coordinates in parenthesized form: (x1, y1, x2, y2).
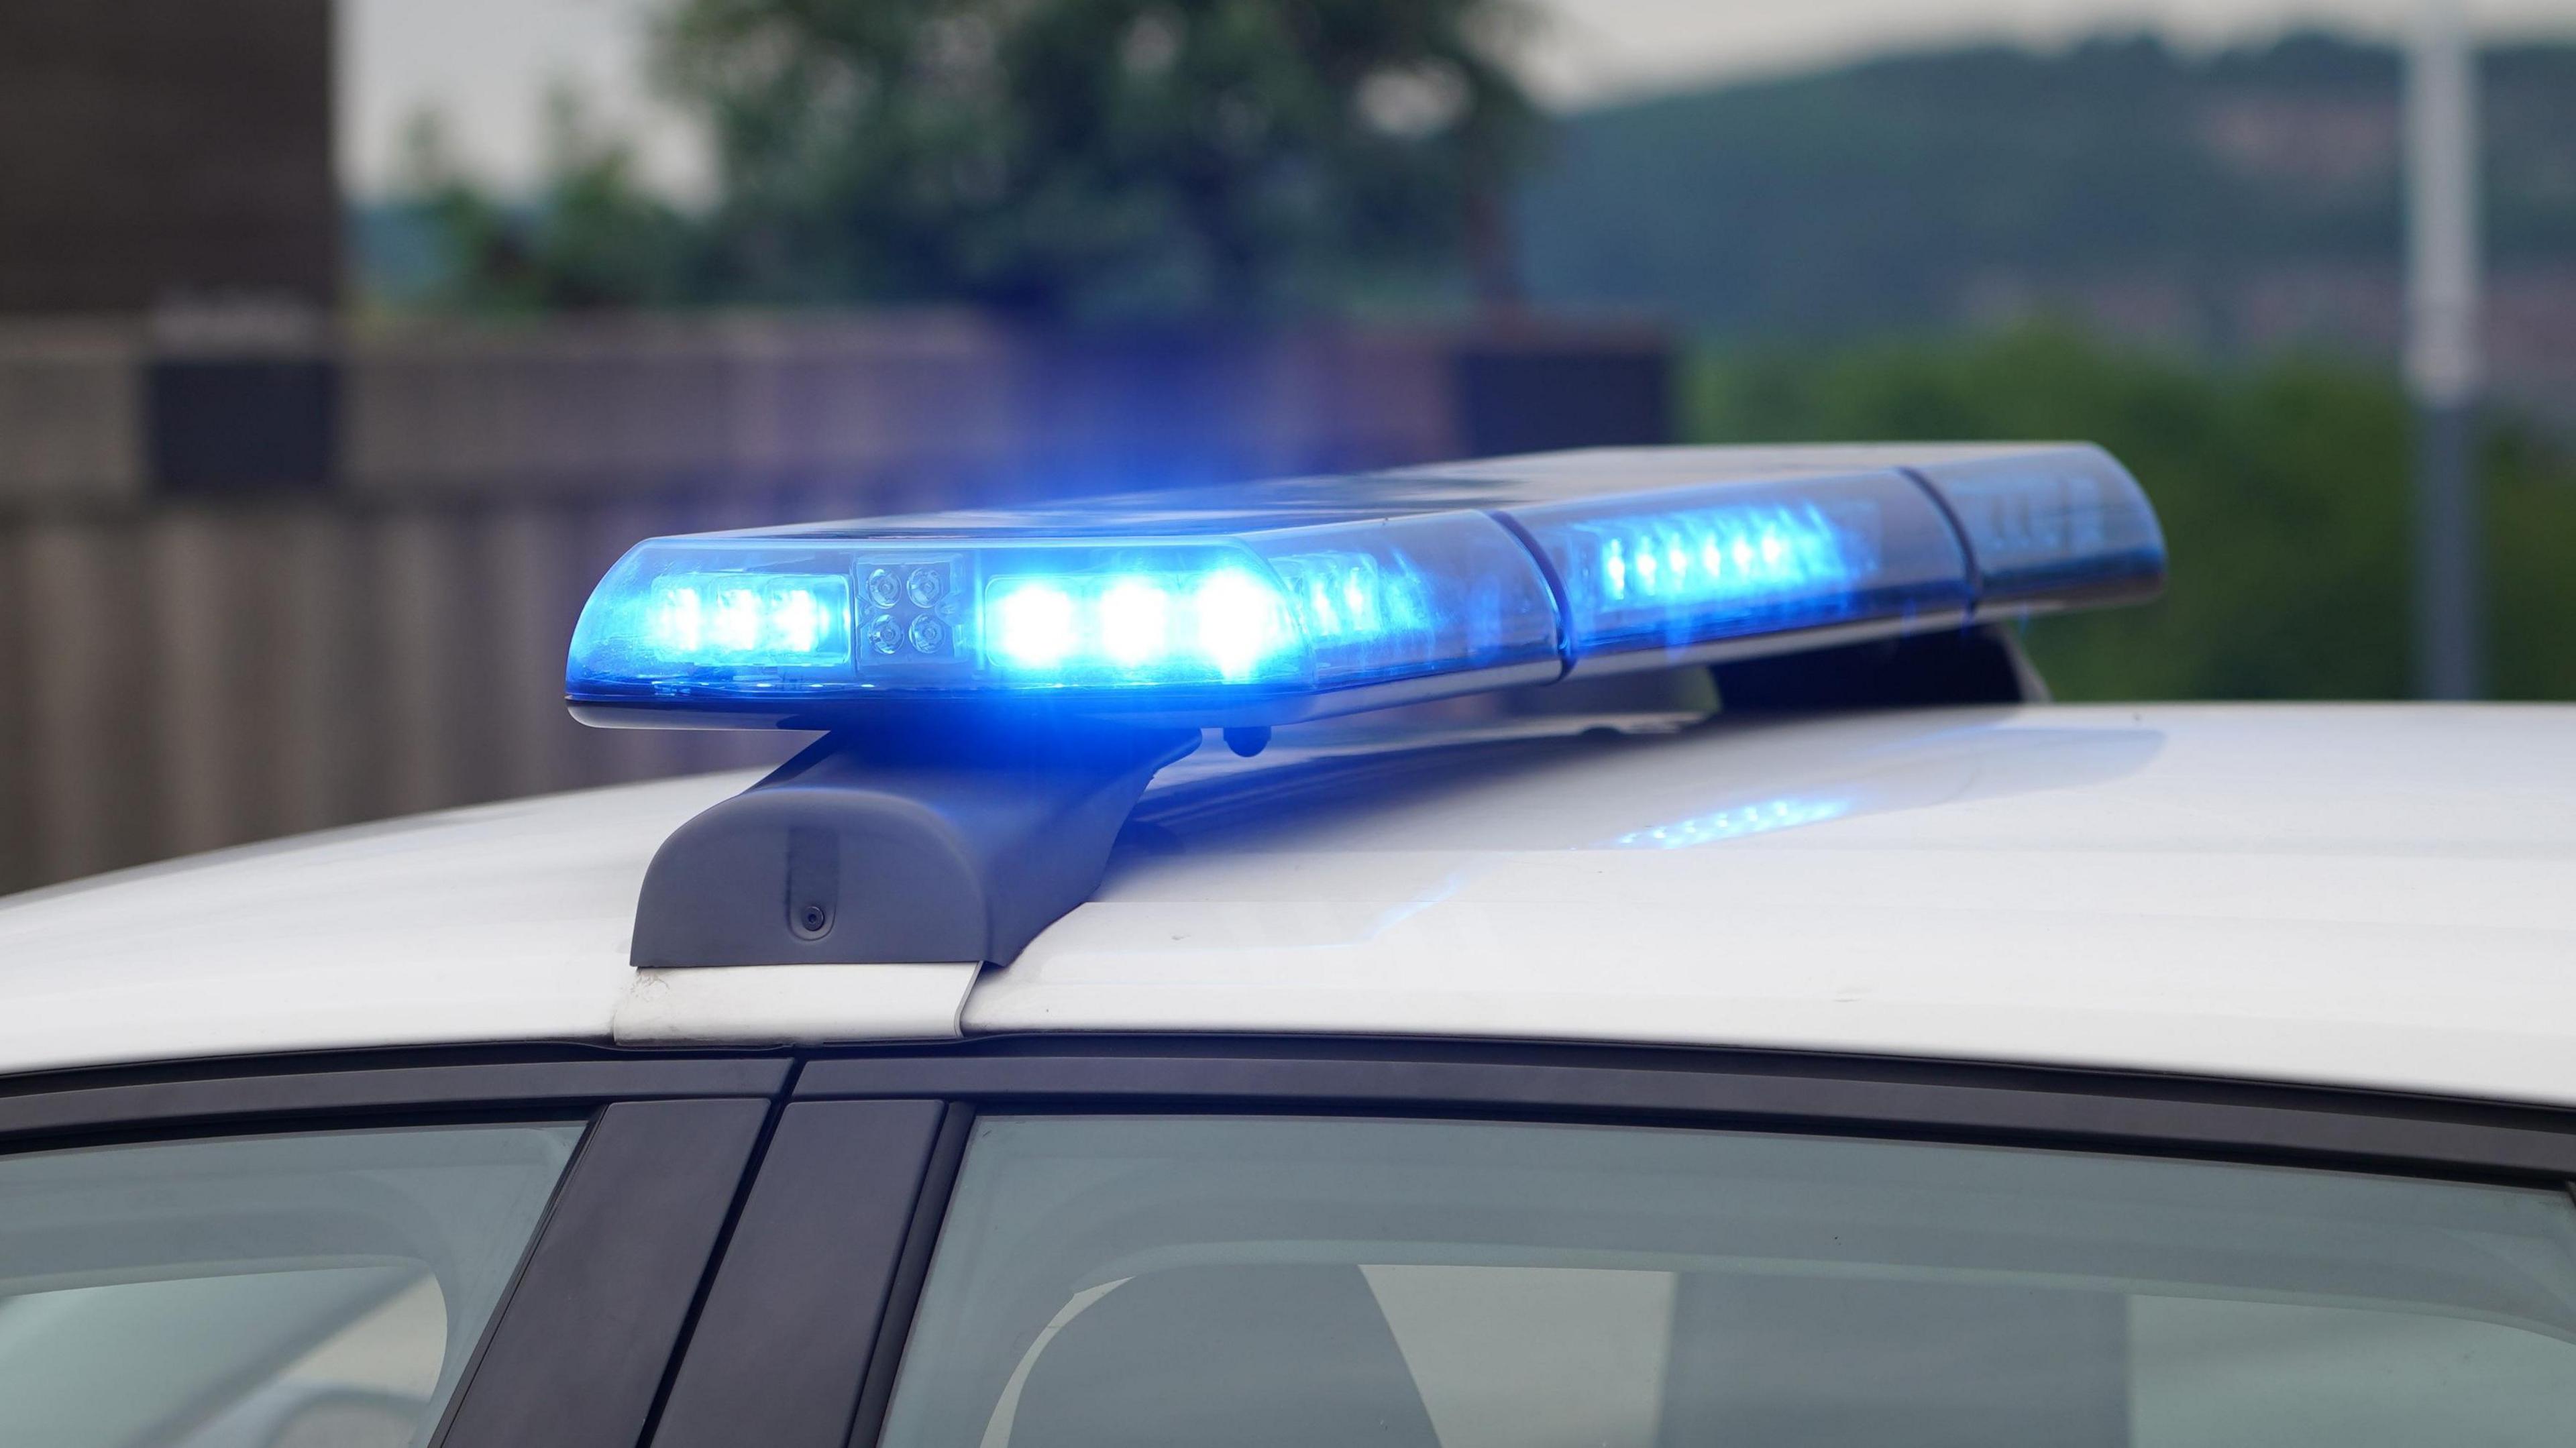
(877, 1115, 2576, 1448)
(0, 1122, 582, 1448)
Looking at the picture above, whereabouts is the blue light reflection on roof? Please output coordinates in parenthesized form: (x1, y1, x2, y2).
(1608, 795, 1851, 849)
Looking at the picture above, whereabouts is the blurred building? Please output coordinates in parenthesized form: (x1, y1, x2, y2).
(0, 0, 337, 315)
(0, 7, 1672, 894)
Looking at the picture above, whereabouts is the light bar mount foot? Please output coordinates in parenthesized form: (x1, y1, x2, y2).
(631, 722, 1199, 970)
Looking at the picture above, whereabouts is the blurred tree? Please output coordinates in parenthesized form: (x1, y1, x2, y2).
(1686, 325, 2576, 701)
(657, 0, 1540, 317)
(390, 86, 697, 313)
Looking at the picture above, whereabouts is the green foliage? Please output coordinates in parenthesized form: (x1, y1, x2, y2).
(655, 0, 1538, 317)
(2487, 426, 2576, 702)
(389, 90, 699, 314)
(1686, 327, 2576, 700)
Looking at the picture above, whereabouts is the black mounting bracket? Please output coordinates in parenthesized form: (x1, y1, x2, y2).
(1711, 622, 2048, 710)
(631, 724, 1199, 970)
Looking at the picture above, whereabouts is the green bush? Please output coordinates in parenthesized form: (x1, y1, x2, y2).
(1685, 326, 2576, 700)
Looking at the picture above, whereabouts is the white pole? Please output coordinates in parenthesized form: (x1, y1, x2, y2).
(2406, 0, 2484, 699)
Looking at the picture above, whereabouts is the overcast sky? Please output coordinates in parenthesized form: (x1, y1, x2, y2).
(339, 0, 2576, 199)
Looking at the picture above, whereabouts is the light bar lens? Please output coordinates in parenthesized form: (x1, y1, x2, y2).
(643, 573, 853, 668)
(980, 564, 1299, 685)
(1501, 470, 1970, 662)
(566, 512, 1560, 708)
(1249, 514, 1560, 690)
(566, 443, 2164, 724)
(1909, 450, 2166, 606)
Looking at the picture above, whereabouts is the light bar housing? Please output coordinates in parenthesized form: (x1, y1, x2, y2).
(568, 443, 2162, 728)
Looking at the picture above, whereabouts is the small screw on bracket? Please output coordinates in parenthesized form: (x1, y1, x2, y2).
(792, 901, 832, 940)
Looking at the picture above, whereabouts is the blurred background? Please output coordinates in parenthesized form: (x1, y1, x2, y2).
(3, 0, 2572, 894)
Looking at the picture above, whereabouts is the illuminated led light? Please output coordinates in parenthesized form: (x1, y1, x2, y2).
(980, 567, 1299, 685)
(1193, 569, 1292, 681)
(1585, 506, 1854, 618)
(771, 588, 827, 653)
(1267, 551, 1416, 649)
(1594, 506, 1844, 608)
(1098, 577, 1171, 667)
(638, 573, 852, 668)
(1509, 472, 1972, 662)
(651, 587, 704, 653)
(710, 590, 763, 652)
(991, 581, 1078, 669)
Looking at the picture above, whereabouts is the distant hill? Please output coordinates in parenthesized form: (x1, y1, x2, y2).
(1515, 32, 2576, 402)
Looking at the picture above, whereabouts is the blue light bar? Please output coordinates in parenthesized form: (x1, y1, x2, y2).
(567, 443, 2164, 727)
(1497, 469, 1970, 668)
(1904, 449, 2165, 608)
(568, 512, 1563, 720)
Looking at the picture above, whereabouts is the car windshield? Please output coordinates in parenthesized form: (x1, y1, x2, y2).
(881, 1115, 2576, 1448)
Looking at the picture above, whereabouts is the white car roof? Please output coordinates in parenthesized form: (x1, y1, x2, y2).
(2, 702, 2571, 1107)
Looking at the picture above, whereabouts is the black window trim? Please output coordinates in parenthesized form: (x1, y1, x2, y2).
(649, 1098, 972, 1448)
(0, 1047, 793, 1150)
(0, 1048, 794, 1448)
(798, 1036, 2576, 1184)
(430, 1094, 780, 1448)
(11, 1035, 2568, 1185)
(4, 1036, 2576, 1448)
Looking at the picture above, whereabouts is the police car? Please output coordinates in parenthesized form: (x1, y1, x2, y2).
(2, 443, 2571, 1448)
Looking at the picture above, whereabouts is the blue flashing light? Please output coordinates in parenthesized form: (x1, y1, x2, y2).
(983, 565, 1299, 684)
(566, 443, 2165, 726)
(1499, 470, 1971, 664)
(1247, 514, 1558, 690)
(567, 512, 1562, 714)
(643, 573, 853, 669)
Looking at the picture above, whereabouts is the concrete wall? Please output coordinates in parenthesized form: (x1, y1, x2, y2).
(0, 312, 1670, 893)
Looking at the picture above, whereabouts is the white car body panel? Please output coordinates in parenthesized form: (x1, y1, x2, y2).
(0, 772, 751, 1078)
(978, 704, 2576, 1103)
(1, 704, 2570, 1105)
(613, 962, 979, 1045)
